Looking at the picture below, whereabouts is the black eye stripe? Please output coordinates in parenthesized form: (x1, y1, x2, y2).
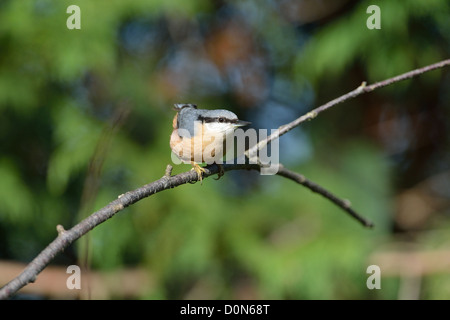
(197, 116, 237, 123)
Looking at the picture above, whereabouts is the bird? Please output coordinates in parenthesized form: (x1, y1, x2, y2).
(170, 103, 251, 182)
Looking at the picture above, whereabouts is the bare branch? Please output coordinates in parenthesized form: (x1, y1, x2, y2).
(276, 165, 374, 228)
(0, 168, 200, 300)
(247, 59, 450, 155)
(1, 59, 449, 299)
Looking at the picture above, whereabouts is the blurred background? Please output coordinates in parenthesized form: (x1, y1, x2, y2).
(0, 0, 449, 299)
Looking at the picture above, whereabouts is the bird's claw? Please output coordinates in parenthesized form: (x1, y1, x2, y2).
(191, 162, 206, 183)
(214, 164, 224, 180)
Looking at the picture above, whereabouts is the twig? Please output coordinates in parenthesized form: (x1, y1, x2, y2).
(0, 59, 449, 299)
(276, 165, 373, 228)
(246, 59, 450, 155)
(0, 162, 369, 300)
(0, 167, 200, 300)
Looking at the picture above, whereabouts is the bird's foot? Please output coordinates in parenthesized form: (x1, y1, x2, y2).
(214, 164, 225, 180)
(191, 162, 206, 183)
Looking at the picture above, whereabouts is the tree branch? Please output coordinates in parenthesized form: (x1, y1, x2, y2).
(276, 165, 374, 228)
(1, 59, 449, 299)
(246, 59, 450, 155)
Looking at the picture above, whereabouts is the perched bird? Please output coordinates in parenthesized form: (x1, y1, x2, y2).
(170, 103, 250, 182)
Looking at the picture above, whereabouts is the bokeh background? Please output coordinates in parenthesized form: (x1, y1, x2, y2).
(1, 0, 449, 299)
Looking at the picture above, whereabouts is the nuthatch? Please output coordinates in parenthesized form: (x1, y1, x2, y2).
(170, 103, 250, 182)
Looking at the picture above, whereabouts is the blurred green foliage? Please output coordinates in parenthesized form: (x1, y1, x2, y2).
(297, 0, 449, 83)
(0, 0, 449, 299)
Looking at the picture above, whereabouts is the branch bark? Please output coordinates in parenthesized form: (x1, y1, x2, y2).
(276, 165, 373, 228)
(0, 58, 449, 299)
(247, 59, 450, 155)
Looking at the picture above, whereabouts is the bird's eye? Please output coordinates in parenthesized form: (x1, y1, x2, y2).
(218, 117, 225, 123)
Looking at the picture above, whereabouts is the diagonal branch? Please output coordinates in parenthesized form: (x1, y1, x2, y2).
(0, 162, 369, 299)
(276, 165, 373, 227)
(0, 58, 449, 299)
(247, 59, 450, 155)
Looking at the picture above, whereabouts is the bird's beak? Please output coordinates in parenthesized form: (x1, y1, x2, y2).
(234, 120, 251, 127)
